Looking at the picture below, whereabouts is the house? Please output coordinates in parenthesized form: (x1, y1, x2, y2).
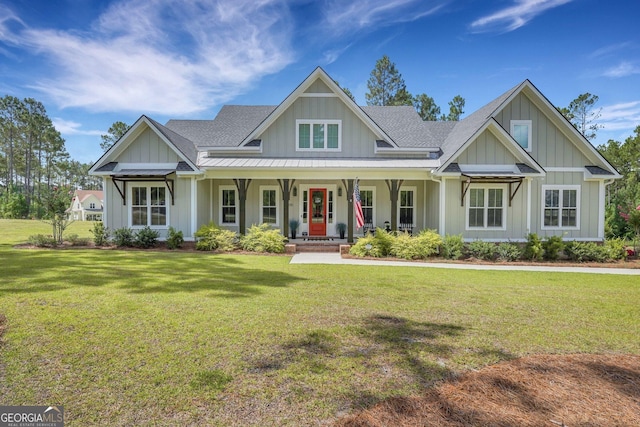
(89, 67, 620, 243)
(68, 189, 104, 221)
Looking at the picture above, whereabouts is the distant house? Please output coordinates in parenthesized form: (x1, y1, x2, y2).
(68, 190, 103, 221)
(89, 67, 620, 242)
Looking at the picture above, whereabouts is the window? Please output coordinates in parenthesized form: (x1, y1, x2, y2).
(89, 202, 96, 209)
(466, 186, 506, 230)
(130, 185, 167, 227)
(328, 190, 334, 224)
(510, 120, 532, 152)
(296, 120, 341, 151)
(220, 186, 237, 225)
(399, 188, 415, 226)
(302, 190, 308, 223)
(360, 189, 374, 226)
(260, 186, 279, 225)
(542, 186, 579, 229)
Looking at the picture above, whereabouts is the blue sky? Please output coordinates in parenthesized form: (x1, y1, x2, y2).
(1, 0, 639, 164)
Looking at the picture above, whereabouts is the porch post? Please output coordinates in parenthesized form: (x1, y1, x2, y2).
(346, 179, 354, 243)
(385, 179, 402, 232)
(234, 178, 252, 235)
(278, 179, 294, 238)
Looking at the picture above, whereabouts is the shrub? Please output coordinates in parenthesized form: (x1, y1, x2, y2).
(564, 241, 609, 263)
(241, 223, 286, 253)
(194, 222, 237, 251)
(112, 227, 135, 247)
(542, 235, 564, 261)
(390, 229, 442, 260)
(166, 226, 184, 250)
(135, 226, 160, 248)
(495, 242, 522, 261)
(467, 240, 496, 261)
(441, 234, 464, 260)
(66, 233, 90, 246)
(604, 238, 627, 261)
(349, 228, 393, 258)
(523, 233, 543, 261)
(389, 232, 415, 259)
(27, 234, 56, 247)
(90, 222, 110, 246)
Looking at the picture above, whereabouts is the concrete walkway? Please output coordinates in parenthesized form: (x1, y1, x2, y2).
(289, 252, 640, 275)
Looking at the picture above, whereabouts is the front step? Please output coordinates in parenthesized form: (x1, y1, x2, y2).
(295, 243, 340, 253)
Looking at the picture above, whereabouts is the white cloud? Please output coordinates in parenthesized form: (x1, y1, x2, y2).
(323, 0, 448, 36)
(602, 62, 640, 78)
(52, 118, 104, 137)
(588, 42, 633, 59)
(0, 0, 294, 114)
(599, 101, 640, 131)
(470, 0, 573, 33)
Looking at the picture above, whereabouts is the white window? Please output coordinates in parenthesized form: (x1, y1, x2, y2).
(220, 186, 237, 225)
(260, 186, 279, 225)
(398, 187, 416, 227)
(510, 120, 532, 152)
(542, 185, 580, 229)
(296, 120, 341, 151)
(466, 185, 506, 230)
(89, 202, 96, 209)
(130, 185, 167, 228)
(360, 187, 375, 226)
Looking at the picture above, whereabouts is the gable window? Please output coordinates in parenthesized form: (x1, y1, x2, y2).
(466, 186, 506, 230)
(220, 186, 237, 225)
(399, 188, 416, 227)
(260, 186, 279, 225)
(130, 185, 167, 227)
(89, 202, 96, 209)
(510, 120, 532, 152)
(296, 120, 341, 151)
(542, 186, 579, 229)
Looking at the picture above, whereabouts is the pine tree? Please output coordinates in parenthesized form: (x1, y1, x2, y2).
(365, 55, 413, 106)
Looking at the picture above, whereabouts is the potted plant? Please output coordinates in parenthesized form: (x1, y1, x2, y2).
(289, 218, 300, 240)
(336, 222, 347, 239)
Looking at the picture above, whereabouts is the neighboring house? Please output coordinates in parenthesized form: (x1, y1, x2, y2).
(68, 190, 104, 221)
(89, 67, 620, 242)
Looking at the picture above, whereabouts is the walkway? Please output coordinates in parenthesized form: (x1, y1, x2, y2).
(289, 252, 640, 275)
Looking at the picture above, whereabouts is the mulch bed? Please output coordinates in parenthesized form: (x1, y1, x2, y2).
(335, 354, 640, 426)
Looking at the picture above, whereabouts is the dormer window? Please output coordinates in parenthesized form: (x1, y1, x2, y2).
(296, 120, 341, 151)
(510, 120, 532, 152)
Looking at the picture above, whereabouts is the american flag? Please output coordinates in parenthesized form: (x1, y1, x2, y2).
(354, 178, 364, 229)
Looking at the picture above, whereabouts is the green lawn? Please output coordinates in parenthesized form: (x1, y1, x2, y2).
(0, 219, 639, 425)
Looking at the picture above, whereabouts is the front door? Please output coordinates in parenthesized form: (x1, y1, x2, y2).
(309, 188, 327, 236)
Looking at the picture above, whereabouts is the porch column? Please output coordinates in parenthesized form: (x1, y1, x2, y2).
(385, 179, 402, 232)
(345, 179, 354, 243)
(278, 179, 295, 238)
(233, 178, 252, 235)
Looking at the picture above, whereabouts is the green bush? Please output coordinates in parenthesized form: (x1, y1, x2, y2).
(523, 233, 543, 261)
(90, 222, 110, 246)
(166, 226, 184, 250)
(467, 240, 496, 261)
(564, 241, 609, 263)
(135, 226, 160, 248)
(604, 238, 627, 261)
(495, 242, 521, 261)
(542, 235, 564, 261)
(27, 234, 56, 247)
(66, 233, 90, 246)
(194, 222, 237, 251)
(112, 227, 135, 247)
(390, 229, 442, 260)
(441, 234, 464, 260)
(350, 228, 393, 257)
(241, 223, 286, 253)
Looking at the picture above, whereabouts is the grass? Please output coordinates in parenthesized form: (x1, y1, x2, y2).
(0, 219, 639, 425)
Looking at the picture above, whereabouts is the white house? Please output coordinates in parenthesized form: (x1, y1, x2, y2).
(68, 189, 103, 221)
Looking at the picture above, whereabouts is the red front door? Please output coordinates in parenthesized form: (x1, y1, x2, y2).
(309, 188, 327, 236)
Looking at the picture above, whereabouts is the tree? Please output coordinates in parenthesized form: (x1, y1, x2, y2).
(42, 185, 74, 244)
(441, 95, 465, 121)
(413, 93, 441, 121)
(333, 80, 356, 102)
(559, 93, 603, 141)
(100, 121, 130, 151)
(365, 55, 413, 106)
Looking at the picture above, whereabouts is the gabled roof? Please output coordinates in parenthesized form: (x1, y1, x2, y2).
(73, 190, 103, 203)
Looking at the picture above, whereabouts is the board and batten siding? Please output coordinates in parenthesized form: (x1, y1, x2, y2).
(116, 127, 182, 163)
(493, 92, 591, 168)
(258, 96, 379, 158)
(454, 129, 520, 165)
